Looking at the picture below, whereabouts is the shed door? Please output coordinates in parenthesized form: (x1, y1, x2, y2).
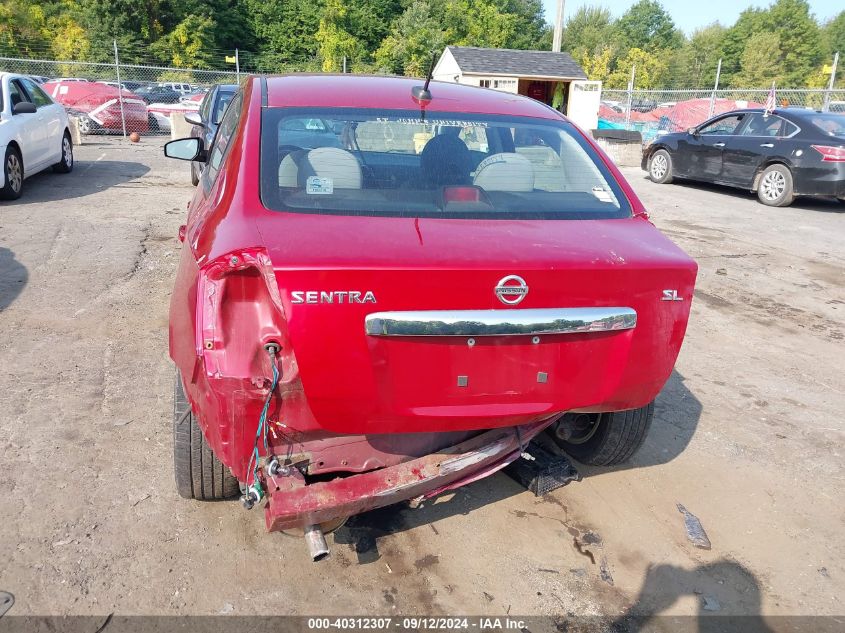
(568, 81, 602, 131)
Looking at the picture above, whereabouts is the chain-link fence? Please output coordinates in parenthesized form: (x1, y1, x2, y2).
(600, 90, 845, 144)
(598, 88, 845, 143)
(3, 51, 844, 141)
(0, 53, 264, 137)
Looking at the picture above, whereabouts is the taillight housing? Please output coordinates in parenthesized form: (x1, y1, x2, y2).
(810, 145, 845, 162)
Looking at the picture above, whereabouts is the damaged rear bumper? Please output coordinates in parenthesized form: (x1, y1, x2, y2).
(264, 418, 555, 531)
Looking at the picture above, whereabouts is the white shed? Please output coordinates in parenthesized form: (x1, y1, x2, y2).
(432, 46, 601, 131)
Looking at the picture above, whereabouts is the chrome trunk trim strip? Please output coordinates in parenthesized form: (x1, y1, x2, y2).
(365, 307, 637, 337)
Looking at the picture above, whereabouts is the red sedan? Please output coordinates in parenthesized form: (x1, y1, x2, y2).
(164, 75, 697, 560)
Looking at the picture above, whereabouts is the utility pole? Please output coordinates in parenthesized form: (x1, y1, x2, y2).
(552, 0, 565, 53)
(113, 40, 126, 138)
(708, 58, 722, 118)
(823, 51, 839, 113)
(625, 64, 635, 129)
(235, 48, 240, 84)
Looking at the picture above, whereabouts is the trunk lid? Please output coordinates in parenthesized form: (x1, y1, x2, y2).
(258, 213, 696, 434)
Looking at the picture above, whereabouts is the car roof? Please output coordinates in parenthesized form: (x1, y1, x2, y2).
(718, 107, 833, 120)
(262, 74, 563, 120)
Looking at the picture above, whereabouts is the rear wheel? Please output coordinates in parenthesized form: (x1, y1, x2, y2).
(648, 149, 673, 184)
(1, 146, 23, 200)
(550, 402, 654, 466)
(52, 132, 74, 173)
(757, 164, 794, 207)
(173, 371, 239, 500)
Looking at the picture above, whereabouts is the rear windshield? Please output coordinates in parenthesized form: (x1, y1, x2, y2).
(259, 108, 630, 219)
(808, 114, 845, 138)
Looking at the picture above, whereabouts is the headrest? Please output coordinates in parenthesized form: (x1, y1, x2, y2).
(420, 135, 472, 186)
(473, 153, 535, 192)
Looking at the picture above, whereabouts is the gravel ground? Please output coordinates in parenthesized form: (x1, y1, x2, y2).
(0, 138, 842, 626)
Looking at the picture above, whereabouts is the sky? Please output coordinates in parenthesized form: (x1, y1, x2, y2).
(539, 0, 842, 35)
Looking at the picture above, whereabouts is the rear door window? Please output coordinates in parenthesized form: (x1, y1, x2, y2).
(738, 114, 784, 137)
(260, 108, 629, 220)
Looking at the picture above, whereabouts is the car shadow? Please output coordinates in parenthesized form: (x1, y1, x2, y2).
(611, 560, 776, 632)
(3, 160, 150, 204)
(333, 473, 528, 565)
(566, 369, 703, 478)
(0, 247, 27, 312)
(641, 174, 844, 214)
(334, 370, 701, 563)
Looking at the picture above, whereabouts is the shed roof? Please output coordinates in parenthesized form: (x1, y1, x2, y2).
(446, 46, 587, 80)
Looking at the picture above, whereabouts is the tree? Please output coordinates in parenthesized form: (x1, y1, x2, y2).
(315, 0, 364, 71)
(607, 46, 668, 89)
(667, 23, 726, 88)
(732, 31, 783, 87)
(375, 0, 445, 75)
(76, 0, 168, 62)
(444, 0, 519, 49)
(718, 7, 769, 83)
(767, 0, 824, 86)
(823, 11, 845, 58)
(245, 0, 324, 67)
(151, 14, 217, 68)
(579, 45, 613, 83)
(0, 0, 50, 56)
(563, 6, 615, 58)
(613, 0, 682, 54)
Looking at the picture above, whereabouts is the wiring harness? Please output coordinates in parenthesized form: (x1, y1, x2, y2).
(241, 343, 280, 510)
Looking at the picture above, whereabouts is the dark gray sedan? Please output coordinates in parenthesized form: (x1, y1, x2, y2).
(185, 84, 237, 185)
(642, 108, 845, 207)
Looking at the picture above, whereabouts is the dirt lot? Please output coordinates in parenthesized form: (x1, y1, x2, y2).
(0, 138, 842, 626)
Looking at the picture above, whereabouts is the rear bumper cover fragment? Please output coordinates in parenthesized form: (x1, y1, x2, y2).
(264, 418, 554, 531)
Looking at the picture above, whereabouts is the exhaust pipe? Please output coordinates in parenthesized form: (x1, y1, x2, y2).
(304, 525, 330, 562)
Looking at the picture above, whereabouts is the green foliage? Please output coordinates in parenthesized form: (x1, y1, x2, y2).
(607, 47, 668, 89)
(315, 0, 364, 71)
(666, 23, 726, 88)
(564, 6, 615, 59)
(375, 1, 445, 75)
(732, 31, 783, 87)
(613, 0, 682, 53)
(767, 0, 824, 86)
(0, 0, 838, 91)
(152, 14, 217, 68)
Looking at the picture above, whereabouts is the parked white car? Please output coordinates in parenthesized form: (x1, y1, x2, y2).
(0, 72, 73, 200)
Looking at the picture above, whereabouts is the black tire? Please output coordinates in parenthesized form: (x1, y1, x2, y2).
(648, 149, 673, 184)
(147, 113, 160, 134)
(52, 132, 74, 173)
(173, 371, 239, 500)
(756, 164, 795, 207)
(550, 402, 654, 466)
(190, 162, 200, 186)
(1, 146, 23, 200)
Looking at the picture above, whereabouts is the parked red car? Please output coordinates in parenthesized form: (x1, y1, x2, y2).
(164, 75, 697, 560)
(43, 80, 149, 134)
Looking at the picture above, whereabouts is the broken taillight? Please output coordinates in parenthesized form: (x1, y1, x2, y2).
(810, 145, 845, 162)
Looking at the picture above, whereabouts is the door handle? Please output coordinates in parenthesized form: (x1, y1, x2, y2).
(713, 142, 725, 148)
(760, 143, 774, 148)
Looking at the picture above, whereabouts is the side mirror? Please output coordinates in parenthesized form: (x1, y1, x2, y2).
(687, 127, 698, 136)
(184, 111, 203, 126)
(13, 102, 37, 115)
(164, 138, 205, 162)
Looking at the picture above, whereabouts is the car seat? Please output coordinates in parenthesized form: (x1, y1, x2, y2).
(278, 147, 362, 189)
(473, 153, 535, 192)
